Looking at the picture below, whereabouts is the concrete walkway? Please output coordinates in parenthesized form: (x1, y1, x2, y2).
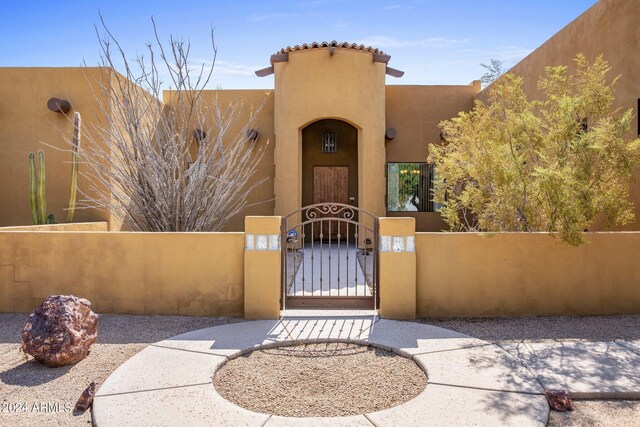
(500, 340, 640, 399)
(94, 311, 553, 426)
(91, 312, 640, 426)
(290, 243, 371, 297)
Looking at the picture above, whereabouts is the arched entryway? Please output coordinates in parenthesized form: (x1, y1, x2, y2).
(301, 119, 358, 212)
(283, 119, 376, 309)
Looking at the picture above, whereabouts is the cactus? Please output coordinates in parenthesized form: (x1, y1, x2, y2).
(27, 112, 81, 225)
(67, 112, 81, 223)
(28, 150, 55, 225)
(37, 150, 47, 224)
(28, 153, 38, 224)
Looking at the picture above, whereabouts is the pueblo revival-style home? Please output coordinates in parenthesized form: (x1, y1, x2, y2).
(0, 0, 638, 233)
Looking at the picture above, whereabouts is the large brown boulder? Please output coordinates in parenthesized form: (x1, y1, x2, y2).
(21, 295, 99, 367)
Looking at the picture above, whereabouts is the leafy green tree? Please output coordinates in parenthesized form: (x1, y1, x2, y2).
(429, 55, 640, 245)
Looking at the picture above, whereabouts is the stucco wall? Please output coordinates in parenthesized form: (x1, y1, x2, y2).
(0, 231, 245, 316)
(477, 0, 640, 230)
(416, 232, 640, 317)
(385, 83, 480, 231)
(0, 68, 113, 228)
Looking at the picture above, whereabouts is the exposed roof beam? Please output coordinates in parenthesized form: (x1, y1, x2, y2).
(385, 66, 405, 78)
(373, 53, 391, 64)
(270, 53, 289, 63)
(255, 66, 274, 77)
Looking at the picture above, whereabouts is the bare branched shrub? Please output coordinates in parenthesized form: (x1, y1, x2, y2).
(72, 17, 267, 231)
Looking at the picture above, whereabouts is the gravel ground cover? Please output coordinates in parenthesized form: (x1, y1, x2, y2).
(0, 313, 241, 427)
(414, 315, 640, 343)
(214, 342, 427, 417)
(414, 315, 640, 426)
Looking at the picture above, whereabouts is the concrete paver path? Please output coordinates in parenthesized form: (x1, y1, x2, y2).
(94, 311, 553, 426)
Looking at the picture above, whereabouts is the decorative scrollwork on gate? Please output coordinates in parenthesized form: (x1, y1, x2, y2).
(304, 203, 355, 221)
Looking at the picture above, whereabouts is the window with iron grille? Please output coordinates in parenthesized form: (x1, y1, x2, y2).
(322, 132, 337, 153)
(386, 162, 440, 212)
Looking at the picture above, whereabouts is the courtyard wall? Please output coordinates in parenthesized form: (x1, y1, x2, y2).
(0, 230, 245, 316)
(415, 232, 640, 317)
(2, 227, 640, 318)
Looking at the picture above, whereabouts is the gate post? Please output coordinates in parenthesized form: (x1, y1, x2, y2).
(378, 217, 416, 319)
(244, 216, 282, 319)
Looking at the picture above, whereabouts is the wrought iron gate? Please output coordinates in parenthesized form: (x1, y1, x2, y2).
(281, 203, 378, 309)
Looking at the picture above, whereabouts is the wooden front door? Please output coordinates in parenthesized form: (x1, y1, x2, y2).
(313, 166, 349, 240)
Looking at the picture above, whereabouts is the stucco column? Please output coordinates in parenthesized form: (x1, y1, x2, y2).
(359, 127, 386, 219)
(244, 216, 281, 319)
(378, 217, 416, 319)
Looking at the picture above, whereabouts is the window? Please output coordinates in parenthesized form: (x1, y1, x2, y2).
(386, 162, 439, 212)
(322, 131, 337, 153)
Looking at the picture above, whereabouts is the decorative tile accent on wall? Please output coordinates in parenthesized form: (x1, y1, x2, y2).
(380, 236, 391, 252)
(268, 234, 280, 251)
(256, 235, 268, 251)
(245, 234, 280, 251)
(406, 236, 415, 252)
(392, 236, 405, 252)
(245, 234, 255, 250)
(379, 235, 415, 253)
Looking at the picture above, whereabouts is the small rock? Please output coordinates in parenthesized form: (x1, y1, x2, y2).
(21, 295, 99, 367)
(75, 382, 96, 413)
(545, 389, 573, 412)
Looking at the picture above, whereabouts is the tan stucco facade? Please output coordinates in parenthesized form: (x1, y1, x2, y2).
(3, 2, 640, 319)
(273, 48, 387, 219)
(3, 2, 640, 234)
(0, 48, 484, 232)
(385, 84, 480, 231)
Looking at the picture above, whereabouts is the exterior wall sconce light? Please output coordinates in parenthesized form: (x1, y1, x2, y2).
(322, 130, 337, 153)
(193, 129, 207, 141)
(47, 97, 71, 114)
(246, 128, 260, 141)
(385, 128, 397, 140)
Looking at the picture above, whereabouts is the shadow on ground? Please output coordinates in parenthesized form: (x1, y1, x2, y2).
(1, 359, 72, 386)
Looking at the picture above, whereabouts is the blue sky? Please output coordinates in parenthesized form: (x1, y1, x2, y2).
(0, 0, 598, 89)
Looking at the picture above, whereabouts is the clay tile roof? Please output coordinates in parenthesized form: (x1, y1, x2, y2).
(276, 41, 385, 56)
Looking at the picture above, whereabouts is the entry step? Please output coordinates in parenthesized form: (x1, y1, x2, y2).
(281, 309, 378, 318)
